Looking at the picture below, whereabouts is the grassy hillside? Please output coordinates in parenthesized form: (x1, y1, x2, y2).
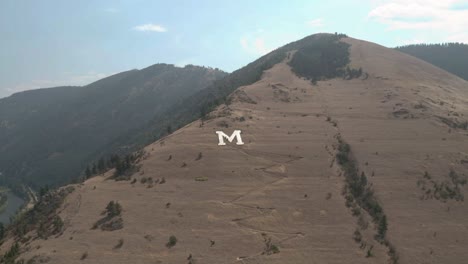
(0, 33, 353, 193)
(0, 64, 226, 189)
(2, 35, 468, 264)
(120, 33, 352, 148)
(395, 43, 468, 81)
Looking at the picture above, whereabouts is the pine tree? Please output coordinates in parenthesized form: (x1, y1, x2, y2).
(91, 163, 97, 175)
(85, 166, 92, 178)
(0, 222, 4, 240)
(378, 215, 387, 239)
(97, 158, 106, 173)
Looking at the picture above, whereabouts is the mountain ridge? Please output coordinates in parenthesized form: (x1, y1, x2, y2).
(396, 43, 468, 81)
(0, 63, 227, 190)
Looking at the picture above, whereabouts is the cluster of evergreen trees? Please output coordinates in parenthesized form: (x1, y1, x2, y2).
(344, 66, 363, 80)
(288, 33, 362, 82)
(9, 186, 74, 240)
(396, 43, 468, 81)
(84, 151, 144, 180)
(0, 242, 19, 263)
(336, 137, 388, 241)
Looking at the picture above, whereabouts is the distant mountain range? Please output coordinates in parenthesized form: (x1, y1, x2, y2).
(396, 43, 468, 81)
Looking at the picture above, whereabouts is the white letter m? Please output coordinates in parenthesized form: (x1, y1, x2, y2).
(216, 130, 244, 146)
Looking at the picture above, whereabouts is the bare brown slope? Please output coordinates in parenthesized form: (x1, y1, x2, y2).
(2, 37, 468, 264)
(337, 38, 468, 263)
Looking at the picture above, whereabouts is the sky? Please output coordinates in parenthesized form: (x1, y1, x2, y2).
(1, 0, 467, 98)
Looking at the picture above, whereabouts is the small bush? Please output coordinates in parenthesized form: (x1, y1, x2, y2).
(262, 234, 280, 255)
(106, 201, 122, 217)
(114, 239, 124, 249)
(269, 244, 280, 254)
(166, 235, 177, 248)
(100, 217, 123, 231)
(377, 215, 387, 240)
(92, 201, 123, 231)
(353, 229, 362, 243)
(52, 216, 64, 233)
(80, 252, 88, 260)
(366, 246, 374, 258)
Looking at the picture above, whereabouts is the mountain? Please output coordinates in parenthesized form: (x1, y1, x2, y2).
(0, 64, 227, 189)
(396, 43, 468, 81)
(1, 33, 468, 264)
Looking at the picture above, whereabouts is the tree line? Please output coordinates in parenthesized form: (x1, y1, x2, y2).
(84, 151, 144, 181)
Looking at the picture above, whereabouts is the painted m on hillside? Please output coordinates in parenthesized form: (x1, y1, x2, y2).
(216, 130, 244, 146)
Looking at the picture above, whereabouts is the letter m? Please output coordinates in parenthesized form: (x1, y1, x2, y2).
(216, 130, 244, 146)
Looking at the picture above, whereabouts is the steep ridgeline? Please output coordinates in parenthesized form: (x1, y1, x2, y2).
(0, 64, 226, 189)
(396, 43, 468, 81)
(1, 34, 468, 264)
(118, 33, 359, 152)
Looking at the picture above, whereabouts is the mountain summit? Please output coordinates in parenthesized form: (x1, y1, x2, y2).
(1, 34, 468, 264)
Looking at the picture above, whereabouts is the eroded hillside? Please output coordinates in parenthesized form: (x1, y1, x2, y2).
(1, 36, 468, 264)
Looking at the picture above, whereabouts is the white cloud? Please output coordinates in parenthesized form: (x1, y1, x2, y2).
(240, 37, 274, 55)
(368, 0, 468, 43)
(104, 7, 119, 13)
(307, 18, 325, 27)
(253, 38, 272, 54)
(445, 32, 468, 43)
(133, 24, 167, 32)
(398, 37, 428, 45)
(240, 37, 249, 50)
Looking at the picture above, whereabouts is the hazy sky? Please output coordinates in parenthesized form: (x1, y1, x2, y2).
(1, 0, 467, 98)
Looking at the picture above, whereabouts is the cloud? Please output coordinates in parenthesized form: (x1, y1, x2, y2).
(307, 18, 325, 27)
(133, 24, 167, 32)
(104, 7, 119, 13)
(397, 37, 428, 45)
(445, 32, 468, 43)
(240, 38, 249, 50)
(240, 37, 273, 55)
(368, 0, 468, 43)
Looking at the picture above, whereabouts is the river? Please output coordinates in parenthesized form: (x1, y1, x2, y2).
(0, 191, 25, 224)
